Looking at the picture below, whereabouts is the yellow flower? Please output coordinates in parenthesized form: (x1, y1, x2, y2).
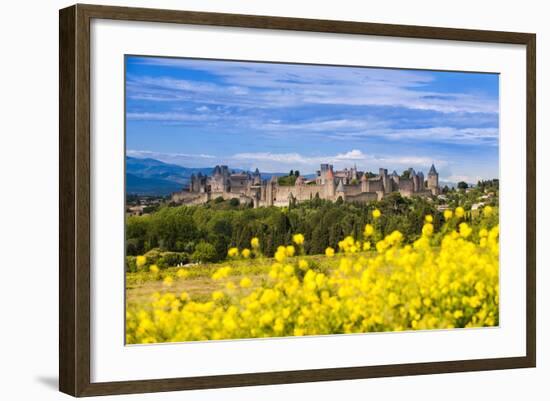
(425, 215, 433, 223)
(286, 245, 295, 257)
(126, 214, 500, 344)
(212, 266, 232, 280)
(372, 209, 381, 219)
(362, 241, 371, 251)
(364, 224, 374, 237)
(162, 276, 173, 287)
(240, 277, 252, 288)
(444, 210, 453, 220)
(136, 255, 147, 268)
(241, 248, 251, 258)
(274, 247, 287, 263)
(455, 207, 465, 218)
(422, 223, 434, 237)
(250, 237, 260, 248)
(176, 269, 189, 279)
(212, 291, 224, 301)
(227, 247, 239, 257)
(149, 265, 159, 274)
(459, 222, 472, 238)
(292, 233, 305, 245)
(483, 205, 493, 217)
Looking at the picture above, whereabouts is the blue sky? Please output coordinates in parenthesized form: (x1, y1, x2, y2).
(126, 56, 499, 183)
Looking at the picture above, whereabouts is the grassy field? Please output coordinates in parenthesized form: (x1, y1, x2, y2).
(126, 253, 340, 306)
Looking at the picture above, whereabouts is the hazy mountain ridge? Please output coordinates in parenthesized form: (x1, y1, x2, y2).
(126, 156, 314, 195)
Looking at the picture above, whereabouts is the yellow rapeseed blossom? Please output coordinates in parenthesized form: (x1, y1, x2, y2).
(372, 209, 381, 219)
(459, 222, 472, 238)
(126, 212, 500, 344)
(176, 269, 189, 279)
(242, 248, 251, 258)
(274, 246, 287, 263)
(228, 247, 239, 258)
(163, 276, 173, 287)
(212, 291, 224, 301)
(425, 215, 433, 223)
(444, 210, 453, 220)
(149, 264, 159, 274)
(286, 245, 296, 257)
(422, 223, 434, 237)
(250, 237, 260, 248)
(136, 255, 147, 268)
(212, 266, 232, 280)
(240, 277, 252, 288)
(292, 234, 305, 245)
(455, 206, 465, 218)
(364, 224, 374, 237)
(483, 205, 493, 217)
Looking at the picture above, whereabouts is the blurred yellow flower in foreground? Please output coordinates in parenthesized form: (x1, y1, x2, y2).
(292, 234, 305, 245)
(127, 211, 499, 344)
(136, 255, 147, 268)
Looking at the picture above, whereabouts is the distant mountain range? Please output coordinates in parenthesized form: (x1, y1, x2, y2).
(126, 156, 461, 196)
(126, 157, 211, 195)
(126, 156, 313, 196)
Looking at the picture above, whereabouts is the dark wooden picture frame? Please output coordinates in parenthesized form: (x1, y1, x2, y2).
(59, 3, 536, 397)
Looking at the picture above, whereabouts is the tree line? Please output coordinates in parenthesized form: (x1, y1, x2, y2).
(126, 193, 447, 263)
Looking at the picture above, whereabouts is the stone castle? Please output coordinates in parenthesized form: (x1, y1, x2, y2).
(171, 163, 440, 208)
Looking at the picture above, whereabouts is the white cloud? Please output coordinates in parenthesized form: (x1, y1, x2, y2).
(442, 174, 486, 184)
(127, 150, 215, 160)
(230, 149, 443, 174)
(127, 58, 499, 114)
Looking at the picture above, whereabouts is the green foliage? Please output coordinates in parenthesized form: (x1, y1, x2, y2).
(192, 242, 218, 263)
(126, 185, 496, 262)
(277, 174, 297, 186)
(126, 256, 138, 273)
(158, 251, 190, 268)
(457, 181, 469, 190)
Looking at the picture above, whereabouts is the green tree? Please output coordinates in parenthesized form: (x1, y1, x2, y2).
(457, 181, 469, 190)
(192, 242, 217, 263)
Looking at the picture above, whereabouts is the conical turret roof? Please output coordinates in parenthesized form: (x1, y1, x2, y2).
(428, 164, 438, 175)
(336, 179, 345, 192)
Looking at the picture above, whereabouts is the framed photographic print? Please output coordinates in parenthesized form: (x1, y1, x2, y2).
(59, 4, 536, 397)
